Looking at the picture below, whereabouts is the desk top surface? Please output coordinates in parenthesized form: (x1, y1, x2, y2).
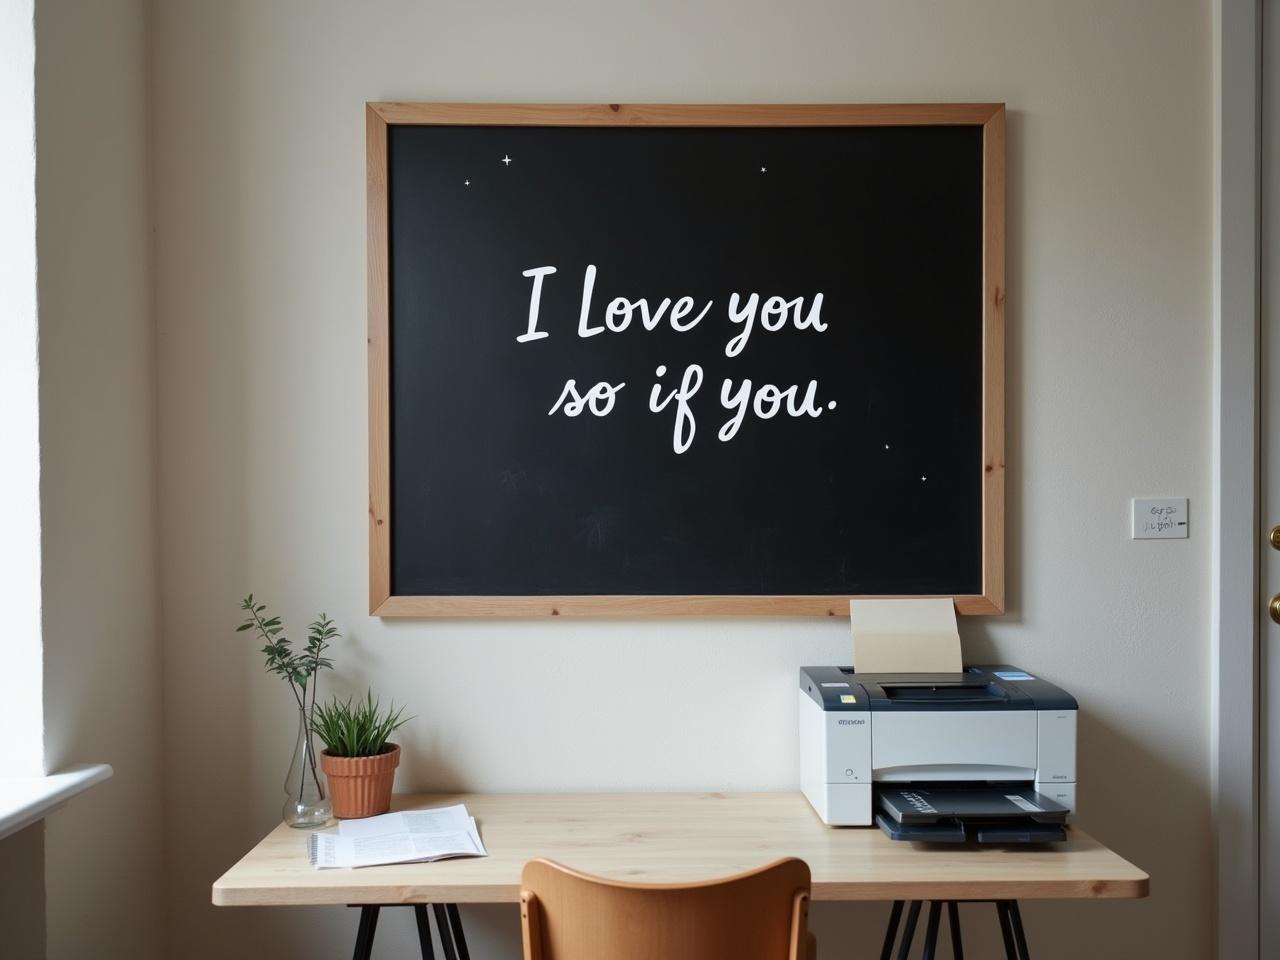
(212, 792, 1148, 906)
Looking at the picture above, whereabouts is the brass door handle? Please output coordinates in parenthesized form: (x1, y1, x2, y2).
(1271, 526, 1280, 549)
(1270, 595, 1280, 625)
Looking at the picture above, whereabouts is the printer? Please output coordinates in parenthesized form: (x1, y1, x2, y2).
(798, 665, 1077, 836)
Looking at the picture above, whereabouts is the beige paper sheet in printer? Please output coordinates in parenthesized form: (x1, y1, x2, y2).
(849, 597, 963, 673)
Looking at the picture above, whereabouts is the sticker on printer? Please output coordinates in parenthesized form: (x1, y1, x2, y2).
(994, 671, 1035, 681)
(839, 694, 857, 704)
(1005, 794, 1043, 813)
(820, 682, 851, 688)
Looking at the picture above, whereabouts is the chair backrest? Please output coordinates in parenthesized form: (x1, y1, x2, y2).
(520, 857, 813, 960)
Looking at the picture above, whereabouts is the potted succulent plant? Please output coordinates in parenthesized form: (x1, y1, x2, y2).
(314, 691, 412, 819)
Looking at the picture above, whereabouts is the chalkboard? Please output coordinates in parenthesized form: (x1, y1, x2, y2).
(367, 103, 1004, 617)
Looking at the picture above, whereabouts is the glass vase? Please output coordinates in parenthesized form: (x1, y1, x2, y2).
(283, 705, 331, 828)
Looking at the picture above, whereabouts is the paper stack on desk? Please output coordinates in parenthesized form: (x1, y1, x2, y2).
(309, 802, 487, 869)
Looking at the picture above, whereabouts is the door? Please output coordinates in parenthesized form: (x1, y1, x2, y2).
(1264, 2, 1279, 955)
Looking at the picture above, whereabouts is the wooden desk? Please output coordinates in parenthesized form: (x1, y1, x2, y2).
(213, 792, 1147, 958)
(215, 793, 1146, 957)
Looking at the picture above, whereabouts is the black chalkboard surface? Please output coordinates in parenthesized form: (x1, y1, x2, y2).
(367, 104, 1004, 616)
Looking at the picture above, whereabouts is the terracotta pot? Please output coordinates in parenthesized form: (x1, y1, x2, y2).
(320, 743, 401, 819)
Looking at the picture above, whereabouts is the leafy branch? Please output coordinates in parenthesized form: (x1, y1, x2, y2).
(302, 613, 338, 722)
(236, 595, 338, 715)
(236, 596, 340, 802)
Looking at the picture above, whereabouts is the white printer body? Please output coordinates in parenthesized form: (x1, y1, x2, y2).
(798, 665, 1077, 826)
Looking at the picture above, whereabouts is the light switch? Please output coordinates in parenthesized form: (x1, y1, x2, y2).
(1132, 497, 1188, 539)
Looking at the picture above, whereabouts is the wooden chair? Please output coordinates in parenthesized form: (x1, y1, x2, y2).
(520, 857, 816, 960)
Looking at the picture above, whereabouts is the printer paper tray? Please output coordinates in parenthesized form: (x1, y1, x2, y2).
(875, 812, 1067, 844)
(874, 784, 1069, 844)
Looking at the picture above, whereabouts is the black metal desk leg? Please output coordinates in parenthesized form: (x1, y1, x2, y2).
(882, 898, 1026, 960)
(880, 901, 905, 960)
(922, 902, 942, 960)
(445, 903, 471, 960)
(432, 903, 457, 959)
(1008, 901, 1031, 959)
(413, 904, 436, 959)
(996, 901, 1019, 960)
(947, 901, 964, 960)
(896, 901, 922, 960)
(352, 905, 380, 960)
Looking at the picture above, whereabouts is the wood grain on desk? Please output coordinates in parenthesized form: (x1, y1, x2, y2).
(211, 792, 1148, 907)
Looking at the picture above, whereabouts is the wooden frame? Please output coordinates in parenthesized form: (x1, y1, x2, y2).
(368, 102, 1006, 617)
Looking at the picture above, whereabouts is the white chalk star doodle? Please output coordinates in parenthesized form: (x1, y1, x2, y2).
(464, 179, 470, 186)
(502, 155, 512, 166)
(760, 165, 767, 173)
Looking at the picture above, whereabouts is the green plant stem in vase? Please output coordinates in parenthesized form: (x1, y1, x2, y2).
(236, 595, 338, 828)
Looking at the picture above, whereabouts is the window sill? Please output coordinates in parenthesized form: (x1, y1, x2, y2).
(0, 763, 113, 842)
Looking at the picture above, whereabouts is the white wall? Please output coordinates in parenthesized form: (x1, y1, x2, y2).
(153, 2, 1212, 957)
(35, 0, 164, 957)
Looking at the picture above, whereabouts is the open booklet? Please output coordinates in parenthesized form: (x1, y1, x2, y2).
(309, 802, 487, 869)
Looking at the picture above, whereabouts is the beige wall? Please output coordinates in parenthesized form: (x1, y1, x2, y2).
(152, 2, 1212, 957)
(0, 825, 46, 958)
(36, 0, 163, 957)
